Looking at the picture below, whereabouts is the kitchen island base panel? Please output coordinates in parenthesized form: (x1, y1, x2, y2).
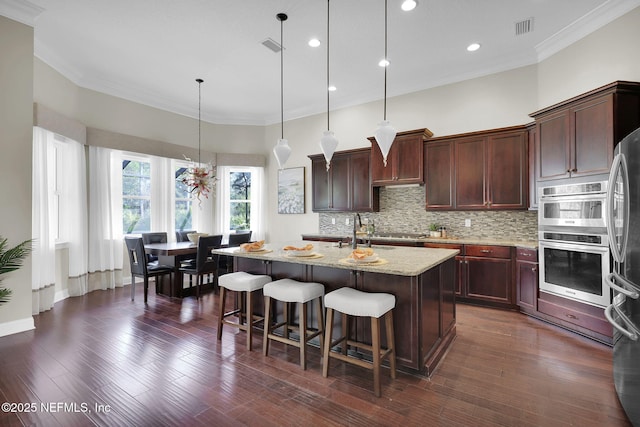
(235, 255, 457, 377)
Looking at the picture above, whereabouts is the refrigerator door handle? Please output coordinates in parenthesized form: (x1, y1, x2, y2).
(606, 272, 640, 299)
(605, 302, 640, 341)
(606, 153, 629, 264)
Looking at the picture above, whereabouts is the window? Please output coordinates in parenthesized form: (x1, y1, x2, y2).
(175, 164, 193, 231)
(122, 159, 151, 234)
(229, 171, 252, 231)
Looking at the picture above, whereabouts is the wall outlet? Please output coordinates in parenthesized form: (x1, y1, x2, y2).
(465, 219, 471, 227)
(331, 218, 336, 225)
(345, 218, 349, 225)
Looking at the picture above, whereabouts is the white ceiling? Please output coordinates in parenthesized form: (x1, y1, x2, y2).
(11, 0, 640, 125)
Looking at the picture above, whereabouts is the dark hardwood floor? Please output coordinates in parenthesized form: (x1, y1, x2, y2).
(0, 284, 631, 427)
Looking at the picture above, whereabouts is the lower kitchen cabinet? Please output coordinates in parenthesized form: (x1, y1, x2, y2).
(516, 247, 538, 313)
(424, 242, 516, 309)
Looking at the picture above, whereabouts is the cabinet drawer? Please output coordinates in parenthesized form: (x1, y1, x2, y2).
(465, 245, 511, 259)
(516, 247, 538, 261)
(537, 299, 611, 337)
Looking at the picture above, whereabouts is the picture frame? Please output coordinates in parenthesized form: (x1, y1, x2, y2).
(278, 167, 305, 214)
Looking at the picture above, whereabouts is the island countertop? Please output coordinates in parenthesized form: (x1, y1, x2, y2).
(211, 241, 459, 277)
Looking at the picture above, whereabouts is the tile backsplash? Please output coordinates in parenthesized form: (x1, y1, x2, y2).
(318, 185, 538, 241)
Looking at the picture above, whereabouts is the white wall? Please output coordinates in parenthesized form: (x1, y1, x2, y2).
(0, 16, 35, 335)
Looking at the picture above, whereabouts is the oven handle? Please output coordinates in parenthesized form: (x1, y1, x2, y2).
(605, 272, 640, 299)
(605, 302, 640, 341)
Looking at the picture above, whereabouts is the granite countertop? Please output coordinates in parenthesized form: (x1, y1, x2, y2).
(212, 241, 459, 277)
(301, 233, 538, 249)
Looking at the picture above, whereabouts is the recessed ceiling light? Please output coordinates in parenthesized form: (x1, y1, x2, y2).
(378, 59, 390, 67)
(328, 85, 336, 92)
(308, 38, 321, 47)
(401, 0, 417, 11)
(467, 43, 481, 52)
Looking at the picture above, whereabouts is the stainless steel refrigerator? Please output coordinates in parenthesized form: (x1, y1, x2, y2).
(605, 126, 640, 426)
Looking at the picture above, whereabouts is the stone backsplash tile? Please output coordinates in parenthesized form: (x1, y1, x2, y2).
(318, 186, 538, 241)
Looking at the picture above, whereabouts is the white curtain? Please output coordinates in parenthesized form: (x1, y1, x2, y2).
(62, 139, 89, 296)
(32, 127, 56, 313)
(151, 156, 173, 236)
(249, 166, 265, 241)
(88, 146, 123, 290)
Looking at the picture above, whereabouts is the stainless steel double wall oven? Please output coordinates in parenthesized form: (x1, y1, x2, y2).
(538, 181, 612, 308)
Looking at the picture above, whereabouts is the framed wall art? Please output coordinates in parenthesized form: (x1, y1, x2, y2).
(278, 167, 305, 214)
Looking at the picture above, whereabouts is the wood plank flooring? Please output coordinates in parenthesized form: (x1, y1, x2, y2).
(0, 285, 632, 426)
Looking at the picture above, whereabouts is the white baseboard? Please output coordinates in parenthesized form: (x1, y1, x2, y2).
(0, 316, 35, 338)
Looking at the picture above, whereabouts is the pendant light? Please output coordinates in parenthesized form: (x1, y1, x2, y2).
(273, 13, 291, 170)
(179, 78, 215, 203)
(374, 0, 397, 167)
(319, 0, 339, 171)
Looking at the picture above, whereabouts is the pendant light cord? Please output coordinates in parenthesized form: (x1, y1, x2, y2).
(279, 14, 285, 139)
(327, 0, 330, 131)
(383, 0, 388, 121)
(196, 78, 203, 165)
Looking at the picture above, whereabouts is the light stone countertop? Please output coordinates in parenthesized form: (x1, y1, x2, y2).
(301, 234, 538, 249)
(212, 241, 459, 277)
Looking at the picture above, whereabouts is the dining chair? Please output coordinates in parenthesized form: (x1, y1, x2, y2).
(219, 231, 252, 275)
(125, 237, 174, 303)
(179, 234, 223, 298)
(175, 230, 196, 243)
(141, 232, 168, 263)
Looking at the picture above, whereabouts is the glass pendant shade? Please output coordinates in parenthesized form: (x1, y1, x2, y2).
(320, 130, 339, 171)
(273, 138, 291, 169)
(374, 120, 397, 167)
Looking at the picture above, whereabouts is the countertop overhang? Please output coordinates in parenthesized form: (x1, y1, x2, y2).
(212, 241, 459, 277)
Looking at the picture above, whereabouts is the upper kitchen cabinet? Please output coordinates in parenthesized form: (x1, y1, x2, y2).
(368, 128, 433, 186)
(309, 148, 379, 213)
(530, 81, 640, 182)
(425, 126, 528, 210)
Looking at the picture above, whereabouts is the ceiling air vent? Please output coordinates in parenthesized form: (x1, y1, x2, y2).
(515, 17, 534, 36)
(261, 38, 282, 53)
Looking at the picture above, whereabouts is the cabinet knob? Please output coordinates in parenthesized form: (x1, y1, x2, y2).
(571, 168, 578, 172)
(566, 169, 572, 173)
(532, 267, 537, 272)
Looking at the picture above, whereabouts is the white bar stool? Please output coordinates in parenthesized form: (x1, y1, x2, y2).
(217, 271, 272, 350)
(322, 287, 397, 397)
(262, 278, 325, 370)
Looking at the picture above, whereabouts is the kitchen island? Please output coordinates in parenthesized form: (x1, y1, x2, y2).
(212, 241, 459, 377)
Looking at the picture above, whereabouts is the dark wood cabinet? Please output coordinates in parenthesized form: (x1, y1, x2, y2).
(426, 126, 528, 210)
(516, 247, 538, 313)
(369, 128, 432, 186)
(424, 141, 454, 209)
(527, 122, 538, 210)
(424, 242, 515, 308)
(309, 148, 378, 212)
(531, 81, 640, 182)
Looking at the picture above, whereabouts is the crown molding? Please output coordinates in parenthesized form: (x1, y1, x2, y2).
(536, 0, 640, 61)
(0, 0, 43, 27)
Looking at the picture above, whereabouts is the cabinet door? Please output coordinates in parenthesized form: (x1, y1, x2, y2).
(466, 257, 512, 304)
(350, 150, 376, 211)
(329, 154, 350, 211)
(370, 140, 395, 184)
(487, 131, 527, 209)
(425, 141, 454, 209)
(537, 110, 571, 181)
(455, 137, 486, 209)
(394, 135, 424, 183)
(311, 156, 330, 211)
(527, 124, 538, 209)
(516, 260, 538, 311)
(572, 94, 614, 177)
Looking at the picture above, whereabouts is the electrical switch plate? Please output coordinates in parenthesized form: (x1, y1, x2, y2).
(346, 218, 349, 225)
(465, 219, 471, 227)
(331, 218, 336, 225)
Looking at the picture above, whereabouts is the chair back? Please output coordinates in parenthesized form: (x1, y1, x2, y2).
(193, 234, 223, 274)
(142, 232, 168, 244)
(125, 237, 148, 276)
(228, 231, 252, 247)
(176, 230, 196, 242)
